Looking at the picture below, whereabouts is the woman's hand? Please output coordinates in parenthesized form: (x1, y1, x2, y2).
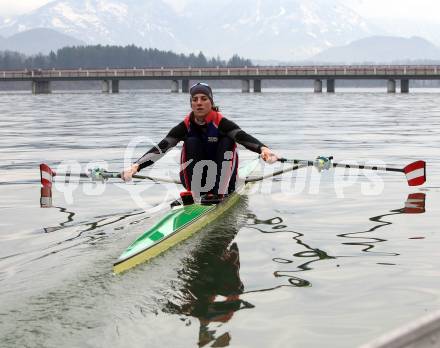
(260, 147, 279, 164)
(121, 163, 140, 181)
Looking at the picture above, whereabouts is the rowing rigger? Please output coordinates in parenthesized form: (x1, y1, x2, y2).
(39, 157, 426, 274)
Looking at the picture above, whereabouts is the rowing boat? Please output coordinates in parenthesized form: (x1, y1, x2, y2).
(112, 158, 260, 274)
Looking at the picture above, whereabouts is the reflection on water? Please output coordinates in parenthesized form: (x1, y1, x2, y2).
(338, 193, 426, 256)
(32, 210, 149, 263)
(160, 193, 426, 347)
(0, 203, 150, 272)
(241, 192, 426, 293)
(245, 214, 333, 290)
(41, 205, 76, 233)
(164, 199, 254, 347)
(0, 191, 430, 348)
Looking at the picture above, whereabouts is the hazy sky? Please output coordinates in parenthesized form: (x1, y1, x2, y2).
(342, 0, 439, 20)
(0, 0, 439, 20)
(0, 0, 45, 16)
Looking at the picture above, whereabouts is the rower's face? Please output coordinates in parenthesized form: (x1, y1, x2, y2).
(191, 93, 212, 118)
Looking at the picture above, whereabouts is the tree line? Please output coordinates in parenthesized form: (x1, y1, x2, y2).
(0, 45, 253, 70)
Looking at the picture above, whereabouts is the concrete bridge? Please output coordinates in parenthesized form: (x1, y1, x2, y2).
(1, 65, 440, 94)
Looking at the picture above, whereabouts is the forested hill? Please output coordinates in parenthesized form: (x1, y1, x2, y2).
(0, 45, 253, 70)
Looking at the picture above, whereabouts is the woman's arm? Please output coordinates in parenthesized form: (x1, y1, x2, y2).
(121, 121, 187, 181)
(219, 118, 279, 163)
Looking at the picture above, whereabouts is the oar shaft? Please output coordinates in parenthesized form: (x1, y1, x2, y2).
(53, 172, 90, 178)
(102, 171, 181, 184)
(277, 157, 425, 187)
(279, 158, 314, 166)
(331, 163, 404, 173)
(48, 170, 181, 184)
(279, 158, 404, 173)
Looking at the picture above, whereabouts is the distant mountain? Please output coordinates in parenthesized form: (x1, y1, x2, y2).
(188, 0, 378, 60)
(0, 0, 379, 60)
(0, 0, 188, 54)
(0, 28, 85, 55)
(370, 18, 440, 48)
(311, 36, 440, 63)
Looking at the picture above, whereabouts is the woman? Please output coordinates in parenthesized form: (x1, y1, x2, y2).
(122, 82, 278, 198)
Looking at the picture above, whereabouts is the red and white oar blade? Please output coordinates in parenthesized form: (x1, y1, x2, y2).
(404, 193, 426, 214)
(40, 163, 55, 188)
(403, 161, 426, 186)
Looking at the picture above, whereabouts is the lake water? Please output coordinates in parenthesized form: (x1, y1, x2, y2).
(0, 88, 439, 348)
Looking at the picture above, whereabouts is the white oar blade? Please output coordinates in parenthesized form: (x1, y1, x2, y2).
(403, 161, 426, 186)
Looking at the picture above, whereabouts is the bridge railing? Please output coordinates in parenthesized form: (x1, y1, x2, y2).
(1, 65, 440, 79)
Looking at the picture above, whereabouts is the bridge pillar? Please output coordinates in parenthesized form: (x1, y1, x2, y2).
(171, 80, 179, 93)
(314, 79, 323, 93)
(32, 80, 51, 94)
(102, 80, 110, 93)
(242, 80, 250, 93)
(111, 80, 119, 93)
(327, 79, 335, 93)
(182, 79, 190, 93)
(387, 79, 396, 93)
(401, 79, 409, 93)
(253, 79, 262, 92)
